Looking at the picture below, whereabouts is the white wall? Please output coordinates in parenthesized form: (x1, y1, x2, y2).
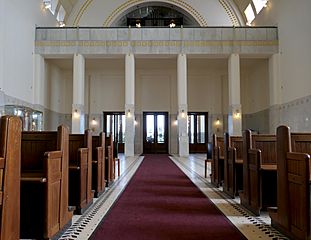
(135, 58, 177, 113)
(0, 0, 58, 104)
(254, 0, 311, 104)
(188, 59, 228, 113)
(87, 59, 125, 113)
(241, 59, 269, 114)
(46, 62, 73, 114)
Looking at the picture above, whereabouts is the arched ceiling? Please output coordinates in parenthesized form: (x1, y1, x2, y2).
(56, 0, 254, 26)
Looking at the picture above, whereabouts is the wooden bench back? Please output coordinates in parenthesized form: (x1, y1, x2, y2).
(251, 134, 277, 165)
(92, 132, 105, 158)
(217, 137, 224, 158)
(274, 126, 311, 240)
(229, 135, 243, 160)
(105, 135, 114, 183)
(69, 129, 93, 210)
(0, 116, 22, 240)
(21, 131, 59, 171)
(21, 125, 72, 234)
(291, 132, 311, 154)
(69, 130, 92, 165)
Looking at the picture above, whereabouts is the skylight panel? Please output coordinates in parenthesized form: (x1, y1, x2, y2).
(244, 4, 255, 26)
(252, 0, 268, 14)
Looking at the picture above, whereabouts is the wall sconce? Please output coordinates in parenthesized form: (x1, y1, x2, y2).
(180, 109, 186, 118)
(73, 109, 80, 118)
(127, 109, 132, 118)
(91, 117, 97, 125)
(173, 120, 178, 126)
(233, 110, 241, 119)
(215, 118, 221, 126)
(134, 120, 138, 125)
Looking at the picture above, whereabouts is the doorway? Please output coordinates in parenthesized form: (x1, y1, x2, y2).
(188, 112, 208, 153)
(103, 111, 125, 153)
(143, 112, 169, 154)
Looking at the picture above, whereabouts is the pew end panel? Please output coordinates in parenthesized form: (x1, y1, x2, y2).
(20, 126, 72, 239)
(69, 147, 88, 214)
(92, 133, 106, 197)
(21, 150, 62, 239)
(0, 116, 22, 240)
(240, 132, 277, 216)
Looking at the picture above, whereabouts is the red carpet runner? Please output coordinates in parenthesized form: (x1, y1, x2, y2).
(91, 155, 246, 240)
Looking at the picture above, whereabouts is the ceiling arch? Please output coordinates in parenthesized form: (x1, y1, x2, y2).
(67, 0, 255, 27)
(104, 0, 207, 27)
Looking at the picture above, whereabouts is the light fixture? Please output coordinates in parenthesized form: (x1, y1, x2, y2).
(233, 110, 241, 119)
(91, 117, 97, 125)
(173, 120, 178, 126)
(180, 109, 186, 118)
(215, 118, 220, 126)
(134, 120, 138, 125)
(169, 20, 176, 28)
(73, 109, 80, 118)
(135, 20, 141, 28)
(127, 109, 132, 118)
(59, 21, 65, 27)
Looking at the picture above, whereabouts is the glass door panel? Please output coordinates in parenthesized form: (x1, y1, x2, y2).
(157, 115, 165, 143)
(146, 114, 155, 143)
(143, 112, 168, 154)
(188, 112, 208, 153)
(103, 112, 125, 153)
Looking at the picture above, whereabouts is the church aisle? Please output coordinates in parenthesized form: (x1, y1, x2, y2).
(171, 154, 289, 240)
(91, 154, 247, 240)
(59, 154, 289, 240)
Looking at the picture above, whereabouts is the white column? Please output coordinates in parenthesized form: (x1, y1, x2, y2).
(269, 53, 281, 106)
(72, 54, 85, 134)
(177, 54, 189, 157)
(125, 53, 135, 157)
(269, 53, 281, 132)
(33, 54, 45, 106)
(228, 53, 242, 136)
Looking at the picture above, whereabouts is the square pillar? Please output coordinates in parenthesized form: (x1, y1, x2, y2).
(72, 54, 85, 134)
(228, 54, 242, 136)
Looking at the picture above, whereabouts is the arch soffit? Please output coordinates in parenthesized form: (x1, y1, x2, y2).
(73, 0, 243, 27)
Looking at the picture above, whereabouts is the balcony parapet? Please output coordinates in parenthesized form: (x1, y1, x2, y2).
(35, 27, 278, 55)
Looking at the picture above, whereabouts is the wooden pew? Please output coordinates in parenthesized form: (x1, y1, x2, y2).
(105, 135, 114, 187)
(204, 142, 212, 178)
(240, 130, 277, 215)
(69, 130, 94, 214)
(20, 125, 73, 239)
(211, 134, 224, 187)
(269, 126, 311, 240)
(0, 116, 21, 240)
(223, 133, 243, 198)
(92, 132, 106, 197)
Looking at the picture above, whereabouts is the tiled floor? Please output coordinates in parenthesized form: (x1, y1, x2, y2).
(59, 154, 289, 240)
